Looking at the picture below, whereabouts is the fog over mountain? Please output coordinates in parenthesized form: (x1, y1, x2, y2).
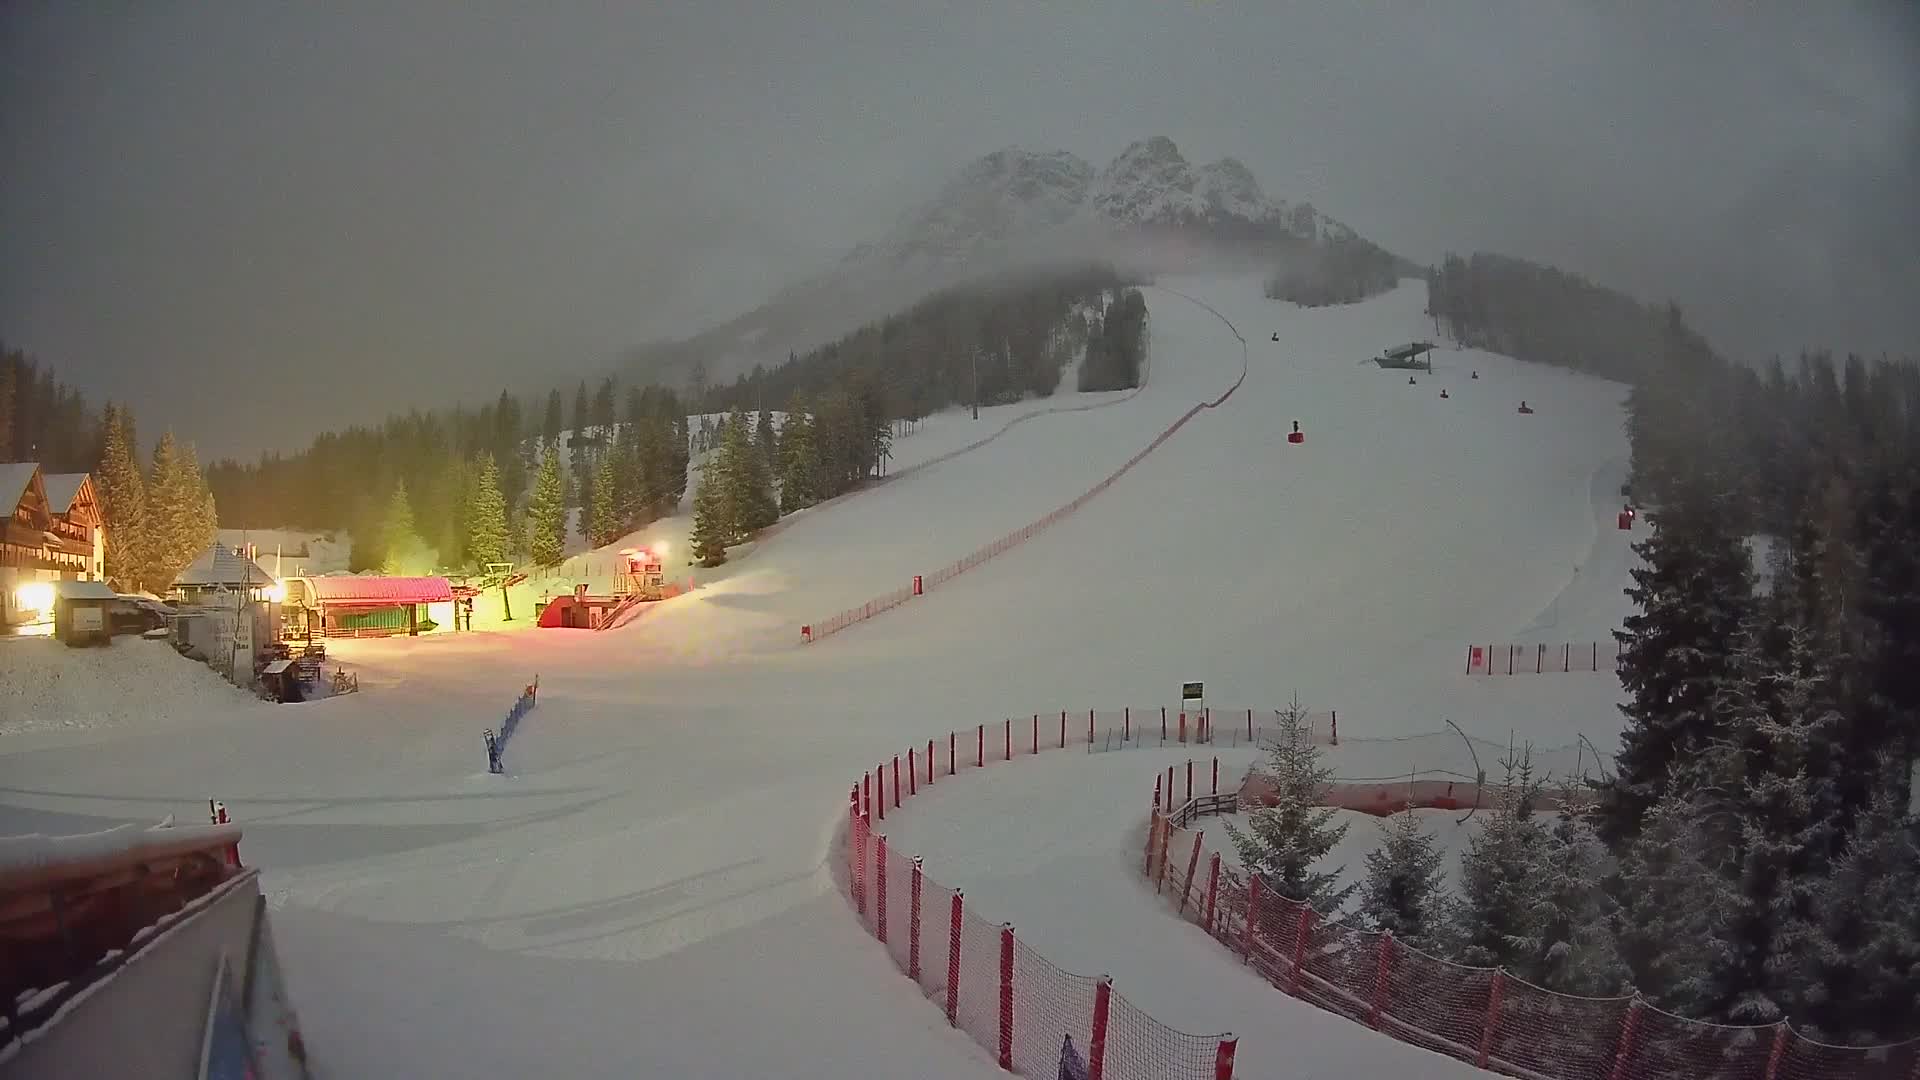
(2, 2, 1914, 458)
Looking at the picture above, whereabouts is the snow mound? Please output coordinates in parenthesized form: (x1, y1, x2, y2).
(0, 637, 266, 740)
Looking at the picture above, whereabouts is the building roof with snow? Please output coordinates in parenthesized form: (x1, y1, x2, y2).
(295, 575, 453, 606)
(41, 473, 88, 513)
(0, 462, 40, 513)
(171, 543, 277, 589)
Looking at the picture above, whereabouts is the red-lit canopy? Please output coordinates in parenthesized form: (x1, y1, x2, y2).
(300, 576, 453, 606)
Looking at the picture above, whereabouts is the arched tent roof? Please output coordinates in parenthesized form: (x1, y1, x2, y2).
(290, 575, 452, 606)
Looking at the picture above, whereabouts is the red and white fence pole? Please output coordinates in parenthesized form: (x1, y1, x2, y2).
(1215, 1034, 1239, 1080)
(875, 834, 889, 944)
(908, 856, 924, 981)
(1088, 976, 1112, 1080)
(849, 788, 864, 916)
(998, 924, 1015, 1071)
(1288, 906, 1315, 994)
(945, 891, 964, 1027)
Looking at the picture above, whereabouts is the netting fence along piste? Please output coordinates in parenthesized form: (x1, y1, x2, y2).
(843, 717, 1239, 1079)
(805, 301, 1245, 647)
(1144, 768, 1920, 1080)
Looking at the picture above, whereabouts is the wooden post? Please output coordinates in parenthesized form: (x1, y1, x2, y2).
(892, 756, 901, 809)
(950, 731, 957, 775)
(1212, 756, 1219, 795)
(1033, 713, 1040, 755)
(1004, 717, 1011, 761)
(908, 748, 917, 796)
(977, 724, 984, 767)
(1179, 830, 1205, 914)
(1203, 852, 1222, 934)
(876, 764, 886, 821)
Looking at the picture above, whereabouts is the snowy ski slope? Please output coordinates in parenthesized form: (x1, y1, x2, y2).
(0, 274, 1637, 1078)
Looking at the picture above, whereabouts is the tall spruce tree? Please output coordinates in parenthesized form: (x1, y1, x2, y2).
(1358, 808, 1450, 952)
(727, 407, 778, 535)
(380, 478, 429, 574)
(466, 452, 510, 568)
(1536, 807, 1629, 994)
(589, 447, 620, 547)
(755, 407, 777, 472)
(778, 400, 820, 514)
(689, 456, 729, 567)
(526, 446, 567, 566)
(1452, 751, 1554, 971)
(146, 432, 216, 589)
(1617, 794, 1739, 1017)
(1602, 474, 1755, 844)
(1223, 697, 1353, 908)
(1809, 774, 1920, 1042)
(543, 389, 564, 449)
(96, 405, 149, 591)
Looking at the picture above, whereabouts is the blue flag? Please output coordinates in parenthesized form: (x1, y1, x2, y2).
(1058, 1034, 1088, 1080)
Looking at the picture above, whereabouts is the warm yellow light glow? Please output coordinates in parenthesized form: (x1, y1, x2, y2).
(265, 583, 287, 604)
(15, 582, 53, 611)
(650, 540, 669, 558)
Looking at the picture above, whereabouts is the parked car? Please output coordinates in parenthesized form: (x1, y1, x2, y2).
(107, 597, 173, 635)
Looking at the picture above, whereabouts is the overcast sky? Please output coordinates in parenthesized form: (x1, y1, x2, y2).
(4, 2, 1916, 460)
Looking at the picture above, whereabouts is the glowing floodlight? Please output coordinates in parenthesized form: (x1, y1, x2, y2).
(15, 581, 54, 611)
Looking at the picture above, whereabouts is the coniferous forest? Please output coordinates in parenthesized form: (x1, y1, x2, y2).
(1232, 260, 1920, 1045)
(197, 267, 1148, 572)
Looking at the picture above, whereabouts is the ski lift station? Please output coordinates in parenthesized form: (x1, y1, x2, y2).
(1373, 341, 1436, 371)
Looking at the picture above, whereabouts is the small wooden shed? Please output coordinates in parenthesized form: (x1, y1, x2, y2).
(52, 580, 116, 647)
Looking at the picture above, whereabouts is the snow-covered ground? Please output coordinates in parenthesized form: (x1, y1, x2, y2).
(0, 274, 1638, 1078)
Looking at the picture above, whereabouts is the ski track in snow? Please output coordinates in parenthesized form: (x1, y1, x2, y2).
(0, 275, 1637, 1079)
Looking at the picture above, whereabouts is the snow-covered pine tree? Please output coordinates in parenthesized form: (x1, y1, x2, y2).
(1452, 748, 1554, 971)
(1223, 696, 1353, 909)
(755, 407, 777, 473)
(1709, 625, 1845, 1026)
(525, 446, 567, 567)
(1617, 794, 1738, 1017)
(96, 404, 149, 591)
(735, 410, 779, 534)
(1601, 471, 1754, 845)
(145, 432, 201, 588)
(1534, 803, 1630, 994)
(589, 447, 620, 547)
(1808, 769, 1920, 1042)
(466, 452, 509, 569)
(380, 478, 429, 574)
(778, 400, 820, 515)
(1358, 807, 1450, 952)
(689, 456, 729, 567)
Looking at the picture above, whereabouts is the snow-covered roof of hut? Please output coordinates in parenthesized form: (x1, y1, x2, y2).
(41, 472, 90, 513)
(171, 542, 276, 588)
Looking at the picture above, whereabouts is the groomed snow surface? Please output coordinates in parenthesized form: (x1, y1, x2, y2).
(0, 275, 1637, 1078)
